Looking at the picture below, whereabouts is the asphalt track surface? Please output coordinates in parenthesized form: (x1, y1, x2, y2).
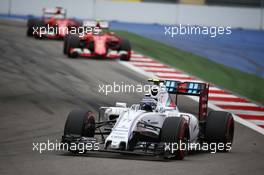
(0, 20, 263, 175)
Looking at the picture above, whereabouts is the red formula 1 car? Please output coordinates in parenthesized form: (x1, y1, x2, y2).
(63, 21, 131, 61)
(27, 7, 81, 39)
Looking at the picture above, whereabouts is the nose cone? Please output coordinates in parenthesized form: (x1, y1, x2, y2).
(94, 37, 107, 56)
(57, 20, 69, 37)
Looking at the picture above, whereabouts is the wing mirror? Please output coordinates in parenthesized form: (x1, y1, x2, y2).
(116, 102, 127, 108)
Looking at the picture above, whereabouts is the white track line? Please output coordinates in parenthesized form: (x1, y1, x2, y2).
(209, 94, 238, 98)
(209, 87, 223, 91)
(210, 101, 259, 107)
(131, 54, 145, 57)
(130, 62, 165, 66)
(130, 58, 153, 63)
(155, 73, 189, 77)
(248, 120, 264, 125)
(228, 110, 264, 116)
(141, 67, 176, 72)
(118, 61, 156, 78)
(130, 58, 154, 62)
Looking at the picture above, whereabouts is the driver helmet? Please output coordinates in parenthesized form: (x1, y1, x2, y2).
(150, 85, 160, 100)
(139, 96, 157, 112)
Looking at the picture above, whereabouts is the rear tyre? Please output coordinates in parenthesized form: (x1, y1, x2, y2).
(160, 117, 189, 160)
(119, 38, 131, 61)
(63, 34, 69, 54)
(205, 111, 234, 152)
(27, 18, 37, 37)
(63, 109, 96, 153)
(67, 34, 80, 58)
(33, 20, 45, 39)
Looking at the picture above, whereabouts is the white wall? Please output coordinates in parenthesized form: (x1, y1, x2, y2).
(0, 0, 9, 14)
(0, 0, 94, 19)
(0, 0, 263, 30)
(177, 4, 262, 29)
(262, 9, 264, 29)
(95, 1, 178, 24)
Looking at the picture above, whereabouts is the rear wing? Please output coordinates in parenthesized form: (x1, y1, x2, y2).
(42, 7, 67, 18)
(83, 20, 109, 29)
(148, 78, 209, 120)
(165, 80, 209, 120)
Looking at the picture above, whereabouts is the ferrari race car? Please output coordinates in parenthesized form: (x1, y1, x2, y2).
(27, 7, 81, 39)
(63, 21, 131, 61)
(61, 79, 234, 160)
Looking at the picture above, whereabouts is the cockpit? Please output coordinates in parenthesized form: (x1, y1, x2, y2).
(138, 82, 177, 112)
(139, 96, 157, 112)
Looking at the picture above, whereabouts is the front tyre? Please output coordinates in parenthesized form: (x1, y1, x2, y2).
(27, 18, 36, 37)
(63, 109, 96, 153)
(67, 34, 80, 58)
(33, 20, 45, 39)
(119, 38, 131, 61)
(63, 34, 69, 54)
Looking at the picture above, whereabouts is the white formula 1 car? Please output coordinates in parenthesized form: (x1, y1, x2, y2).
(61, 79, 234, 160)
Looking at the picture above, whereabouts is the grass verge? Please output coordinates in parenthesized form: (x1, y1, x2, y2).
(114, 30, 264, 105)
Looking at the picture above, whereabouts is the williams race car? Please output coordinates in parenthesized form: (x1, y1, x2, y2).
(63, 21, 131, 61)
(27, 7, 81, 39)
(61, 79, 234, 160)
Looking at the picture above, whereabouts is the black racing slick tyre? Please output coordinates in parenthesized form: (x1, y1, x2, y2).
(63, 34, 69, 54)
(64, 109, 96, 137)
(63, 109, 96, 154)
(119, 38, 131, 61)
(205, 111, 234, 152)
(33, 20, 45, 39)
(160, 117, 189, 160)
(27, 18, 37, 37)
(67, 34, 80, 58)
